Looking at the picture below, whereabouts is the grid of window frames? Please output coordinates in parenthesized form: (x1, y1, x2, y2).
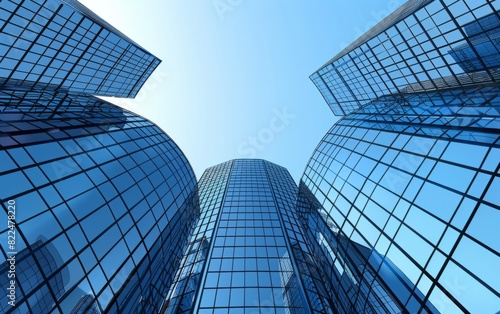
(168, 160, 319, 314)
(311, 0, 500, 115)
(0, 89, 199, 313)
(347, 86, 500, 144)
(195, 160, 312, 313)
(300, 87, 500, 313)
(0, 0, 160, 97)
(161, 161, 233, 314)
(263, 161, 335, 313)
(298, 182, 439, 313)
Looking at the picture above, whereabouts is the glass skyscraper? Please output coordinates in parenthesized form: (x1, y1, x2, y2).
(0, 88, 199, 313)
(0, 0, 160, 97)
(161, 159, 333, 314)
(304, 0, 500, 313)
(1, 0, 198, 313)
(310, 0, 500, 116)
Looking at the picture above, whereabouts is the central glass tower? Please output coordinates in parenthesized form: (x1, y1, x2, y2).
(162, 159, 334, 314)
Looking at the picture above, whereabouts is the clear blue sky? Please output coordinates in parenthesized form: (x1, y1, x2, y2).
(80, 0, 401, 182)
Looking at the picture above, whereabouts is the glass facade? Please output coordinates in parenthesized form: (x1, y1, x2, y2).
(0, 1, 197, 313)
(0, 86, 199, 313)
(448, 11, 500, 73)
(311, 0, 500, 115)
(300, 92, 500, 312)
(0, 0, 160, 97)
(303, 0, 500, 313)
(161, 159, 333, 314)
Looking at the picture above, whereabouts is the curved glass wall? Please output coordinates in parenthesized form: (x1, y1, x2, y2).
(300, 86, 500, 313)
(0, 88, 199, 313)
(306, 1, 500, 312)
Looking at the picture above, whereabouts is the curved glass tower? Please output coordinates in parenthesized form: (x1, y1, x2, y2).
(0, 0, 197, 313)
(304, 0, 500, 313)
(300, 87, 500, 313)
(162, 159, 334, 314)
(0, 88, 199, 313)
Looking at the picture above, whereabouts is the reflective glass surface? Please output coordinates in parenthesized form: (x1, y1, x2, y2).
(0, 87, 198, 313)
(162, 160, 333, 314)
(301, 85, 500, 312)
(304, 0, 500, 312)
(0, 0, 193, 313)
(311, 0, 500, 115)
(301, 104, 500, 312)
(0, 0, 160, 97)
